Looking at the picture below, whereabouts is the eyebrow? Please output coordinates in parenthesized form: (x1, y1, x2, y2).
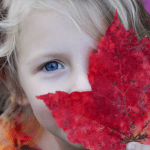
(27, 52, 70, 65)
(27, 48, 98, 65)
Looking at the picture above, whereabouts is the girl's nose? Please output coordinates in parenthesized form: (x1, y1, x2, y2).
(69, 72, 92, 93)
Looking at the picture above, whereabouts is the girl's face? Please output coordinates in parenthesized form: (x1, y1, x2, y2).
(16, 10, 103, 149)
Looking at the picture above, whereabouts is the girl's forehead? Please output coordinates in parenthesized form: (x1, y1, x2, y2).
(20, 10, 71, 34)
(17, 10, 97, 61)
(18, 10, 80, 48)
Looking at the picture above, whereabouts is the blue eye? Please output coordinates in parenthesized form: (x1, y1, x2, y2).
(40, 61, 64, 72)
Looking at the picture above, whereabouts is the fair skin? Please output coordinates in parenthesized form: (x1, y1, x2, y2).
(16, 9, 97, 150)
(7, 9, 150, 150)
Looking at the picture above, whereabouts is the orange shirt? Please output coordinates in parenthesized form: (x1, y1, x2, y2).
(0, 112, 44, 150)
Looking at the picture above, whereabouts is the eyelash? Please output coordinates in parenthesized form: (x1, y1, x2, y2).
(38, 60, 64, 72)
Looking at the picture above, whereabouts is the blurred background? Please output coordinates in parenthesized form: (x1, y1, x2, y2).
(142, 0, 150, 14)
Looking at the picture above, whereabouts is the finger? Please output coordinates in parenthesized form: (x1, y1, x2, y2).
(126, 142, 150, 150)
(126, 142, 141, 150)
(141, 143, 150, 150)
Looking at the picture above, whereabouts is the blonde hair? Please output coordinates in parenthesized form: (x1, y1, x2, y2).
(0, 0, 150, 147)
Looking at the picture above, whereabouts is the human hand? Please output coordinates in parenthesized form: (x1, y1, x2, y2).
(126, 142, 150, 150)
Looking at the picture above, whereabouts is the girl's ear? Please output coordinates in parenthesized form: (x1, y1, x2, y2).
(17, 97, 30, 106)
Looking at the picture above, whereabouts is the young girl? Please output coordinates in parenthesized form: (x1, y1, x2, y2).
(0, 0, 150, 150)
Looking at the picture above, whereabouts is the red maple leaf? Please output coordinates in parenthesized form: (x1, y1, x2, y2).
(36, 10, 150, 150)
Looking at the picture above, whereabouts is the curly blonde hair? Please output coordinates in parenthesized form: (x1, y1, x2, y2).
(0, 0, 150, 148)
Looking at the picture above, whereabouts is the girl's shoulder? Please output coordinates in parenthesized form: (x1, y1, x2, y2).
(0, 112, 44, 150)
